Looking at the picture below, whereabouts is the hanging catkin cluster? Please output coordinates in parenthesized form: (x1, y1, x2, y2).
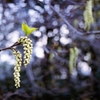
(0, 23, 36, 88)
(12, 48, 22, 88)
(12, 36, 33, 88)
(18, 36, 33, 66)
(84, 0, 94, 30)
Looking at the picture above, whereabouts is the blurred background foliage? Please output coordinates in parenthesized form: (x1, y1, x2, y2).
(0, 0, 100, 100)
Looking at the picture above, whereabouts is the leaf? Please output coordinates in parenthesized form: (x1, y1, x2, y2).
(22, 22, 38, 36)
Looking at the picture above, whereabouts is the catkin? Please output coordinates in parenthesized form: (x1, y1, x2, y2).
(69, 48, 74, 74)
(73, 47, 78, 67)
(12, 48, 22, 88)
(69, 47, 78, 74)
(18, 36, 33, 66)
(84, 0, 94, 30)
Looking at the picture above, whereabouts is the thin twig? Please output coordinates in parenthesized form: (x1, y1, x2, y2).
(50, 4, 100, 36)
(49, 5, 95, 42)
(50, 5, 84, 36)
(0, 42, 21, 52)
(86, 30, 100, 34)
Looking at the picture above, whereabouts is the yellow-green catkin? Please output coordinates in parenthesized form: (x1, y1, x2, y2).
(69, 47, 78, 74)
(12, 48, 22, 88)
(69, 48, 74, 74)
(84, 0, 94, 30)
(18, 36, 33, 66)
(73, 47, 78, 67)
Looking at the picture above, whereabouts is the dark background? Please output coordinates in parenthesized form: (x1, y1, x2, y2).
(0, 0, 100, 100)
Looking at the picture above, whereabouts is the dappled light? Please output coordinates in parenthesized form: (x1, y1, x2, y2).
(78, 61, 91, 76)
(0, 0, 100, 99)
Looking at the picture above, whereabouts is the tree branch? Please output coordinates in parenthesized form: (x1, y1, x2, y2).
(49, 5, 84, 36)
(48, 4, 96, 42)
(86, 30, 100, 34)
(0, 42, 21, 52)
